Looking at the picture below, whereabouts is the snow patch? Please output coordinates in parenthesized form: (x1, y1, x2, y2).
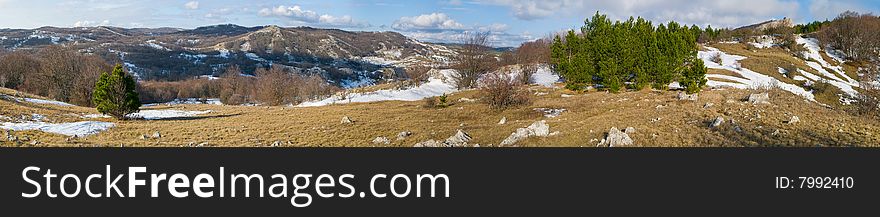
(128, 110, 212, 120)
(700, 47, 815, 101)
(530, 65, 560, 87)
(143, 98, 222, 107)
(297, 69, 458, 107)
(796, 37, 860, 96)
(1, 94, 74, 107)
(1, 121, 114, 137)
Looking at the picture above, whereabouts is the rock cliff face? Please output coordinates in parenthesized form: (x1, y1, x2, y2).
(737, 18, 795, 32)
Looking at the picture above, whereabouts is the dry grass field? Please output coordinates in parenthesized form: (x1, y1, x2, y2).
(2, 84, 878, 147)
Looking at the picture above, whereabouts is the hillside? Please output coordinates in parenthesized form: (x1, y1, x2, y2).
(0, 24, 456, 86)
(2, 72, 878, 147)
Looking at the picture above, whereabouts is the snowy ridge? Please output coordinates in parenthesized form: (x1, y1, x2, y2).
(699, 47, 816, 101)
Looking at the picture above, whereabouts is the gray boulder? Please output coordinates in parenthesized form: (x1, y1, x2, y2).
(597, 127, 634, 147)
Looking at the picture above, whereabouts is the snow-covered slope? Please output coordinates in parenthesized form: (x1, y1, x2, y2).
(699, 46, 816, 101)
(796, 37, 860, 97)
(1, 121, 114, 137)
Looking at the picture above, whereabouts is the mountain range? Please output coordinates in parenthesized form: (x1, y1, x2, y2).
(0, 24, 458, 87)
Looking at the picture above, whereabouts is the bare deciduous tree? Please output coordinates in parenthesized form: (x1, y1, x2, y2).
(452, 31, 494, 89)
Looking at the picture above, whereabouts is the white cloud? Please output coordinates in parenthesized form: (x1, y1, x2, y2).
(184, 1, 199, 10)
(478, 0, 801, 28)
(808, 0, 864, 21)
(258, 5, 369, 28)
(391, 13, 466, 31)
(392, 13, 529, 47)
(73, 20, 112, 27)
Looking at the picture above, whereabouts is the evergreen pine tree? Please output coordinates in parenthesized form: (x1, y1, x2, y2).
(680, 58, 708, 94)
(93, 64, 141, 120)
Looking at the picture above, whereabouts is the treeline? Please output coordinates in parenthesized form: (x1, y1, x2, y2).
(550, 12, 706, 93)
(817, 11, 880, 62)
(794, 20, 830, 34)
(0, 46, 111, 106)
(139, 65, 340, 106)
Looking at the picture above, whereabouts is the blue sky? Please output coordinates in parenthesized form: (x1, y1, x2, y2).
(0, 0, 877, 47)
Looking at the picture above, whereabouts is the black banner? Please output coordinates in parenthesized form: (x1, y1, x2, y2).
(0, 148, 875, 215)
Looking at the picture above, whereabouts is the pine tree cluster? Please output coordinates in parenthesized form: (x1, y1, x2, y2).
(551, 12, 707, 93)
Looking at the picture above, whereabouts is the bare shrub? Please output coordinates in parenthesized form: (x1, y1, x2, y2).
(853, 67, 880, 118)
(710, 53, 723, 65)
(518, 64, 537, 85)
(480, 71, 531, 110)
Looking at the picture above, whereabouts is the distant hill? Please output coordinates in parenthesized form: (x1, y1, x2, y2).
(0, 24, 457, 87)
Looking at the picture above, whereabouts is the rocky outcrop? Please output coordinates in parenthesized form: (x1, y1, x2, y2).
(413, 130, 473, 147)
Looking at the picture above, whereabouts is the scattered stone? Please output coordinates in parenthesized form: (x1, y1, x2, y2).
(413, 140, 444, 147)
(152, 131, 162, 139)
(497, 117, 507, 125)
(561, 94, 573, 98)
(710, 117, 725, 128)
(197, 142, 207, 147)
(271, 141, 285, 147)
(372, 137, 391, 145)
(772, 129, 781, 136)
(677, 92, 698, 101)
(748, 92, 770, 104)
(534, 108, 566, 118)
(30, 140, 40, 146)
(787, 116, 800, 124)
(459, 123, 465, 127)
(703, 103, 714, 109)
(139, 134, 150, 140)
(597, 127, 634, 147)
(624, 127, 636, 134)
(457, 98, 477, 103)
(66, 135, 78, 142)
(396, 131, 413, 140)
(650, 118, 662, 123)
(445, 130, 472, 147)
(341, 116, 354, 124)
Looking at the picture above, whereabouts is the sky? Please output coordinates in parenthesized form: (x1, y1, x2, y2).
(0, 0, 877, 47)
